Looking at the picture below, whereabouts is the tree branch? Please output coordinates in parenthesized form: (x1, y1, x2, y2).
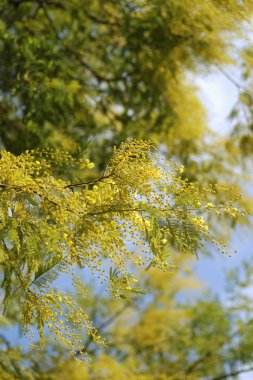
(184, 319, 253, 376)
(211, 366, 253, 380)
(185, 352, 211, 375)
(64, 172, 114, 189)
(8, 0, 65, 9)
(84, 11, 121, 27)
(215, 64, 243, 90)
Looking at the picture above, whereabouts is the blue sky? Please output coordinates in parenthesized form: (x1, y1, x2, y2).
(194, 68, 251, 291)
(195, 69, 253, 380)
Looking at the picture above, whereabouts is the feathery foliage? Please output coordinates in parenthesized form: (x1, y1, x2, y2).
(0, 140, 245, 358)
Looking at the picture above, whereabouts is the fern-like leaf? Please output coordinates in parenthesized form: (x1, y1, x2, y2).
(32, 260, 67, 290)
(166, 217, 202, 255)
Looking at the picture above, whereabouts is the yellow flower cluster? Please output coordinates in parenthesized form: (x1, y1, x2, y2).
(0, 140, 246, 360)
(192, 216, 209, 231)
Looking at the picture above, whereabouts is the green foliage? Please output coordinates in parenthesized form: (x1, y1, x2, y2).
(0, 0, 252, 171)
(32, 260, 67, 290)
(224, 45, 253, 160)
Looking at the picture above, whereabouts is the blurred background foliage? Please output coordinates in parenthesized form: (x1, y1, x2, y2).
(2, 259, 253, 379)
(0, 0, 252, 169)
(1, 0, 253, 379)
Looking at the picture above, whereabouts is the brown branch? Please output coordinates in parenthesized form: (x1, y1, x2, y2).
(211, 366, 253, 380)
(84, 11, 121, 27)
(65, 173, 114, 189)
(215, 64, 243, 90)
(0, 183, 214, 217)
(185, 352, 211, 375)
(86, 207, 144, 216)
(184, 319, 253, 376)
(8, 0, 65, 9)
(72, 51, 123, 83)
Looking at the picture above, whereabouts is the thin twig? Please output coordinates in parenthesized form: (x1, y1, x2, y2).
(65, 173, 114, 189)
(211, 366, 253, 380)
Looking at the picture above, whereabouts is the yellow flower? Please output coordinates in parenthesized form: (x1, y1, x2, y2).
(178, 165, 184, 174)
(87, 162, 94, 169)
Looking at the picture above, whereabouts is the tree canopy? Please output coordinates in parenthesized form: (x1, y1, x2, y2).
(1, 0, 253, 167)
